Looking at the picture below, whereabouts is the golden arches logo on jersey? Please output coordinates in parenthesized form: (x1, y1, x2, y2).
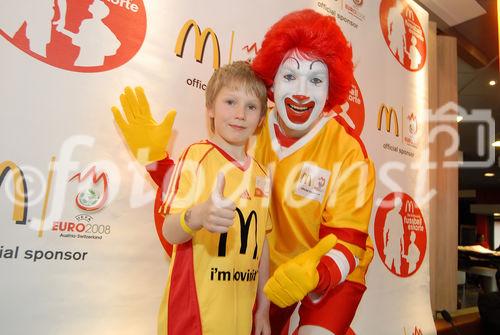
(295, 163, 330, 202)
(377, 103, 399, 137)
(0, 161, 28, 225)
(299, 167, 313, 187)
(218, 208, 259, 259)
(175, 19, 221, 69)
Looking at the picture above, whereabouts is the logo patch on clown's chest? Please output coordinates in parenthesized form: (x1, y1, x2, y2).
(294, 163, 330, 202)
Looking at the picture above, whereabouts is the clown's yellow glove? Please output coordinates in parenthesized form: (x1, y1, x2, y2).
(111, 86, 176, 165)
(264, 234, 337, 307)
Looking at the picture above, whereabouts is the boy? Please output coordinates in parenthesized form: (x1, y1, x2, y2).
(160, 61, 271, 335)
(112, 10, 374, 335)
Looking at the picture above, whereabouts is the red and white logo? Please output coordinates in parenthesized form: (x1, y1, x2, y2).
(374, 192, 426, 277)
(295, 163, 330, 202)
(0, 0, 146, 72)
(407, 113, 418, 135)
(379, 0, 426, 71)
(333, 77, 365, 136)
(404, 112, 418, 147)
(69, 166, 109, 211)
(241, 42, 259, 63)
(254, 176, 270, 198)
(412, 326, 423, 335)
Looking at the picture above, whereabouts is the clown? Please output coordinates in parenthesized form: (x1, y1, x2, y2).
(251, 10, 375, 335)
(113, 9, 375, 335)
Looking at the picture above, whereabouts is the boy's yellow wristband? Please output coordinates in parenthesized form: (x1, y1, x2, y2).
(180, 210, 195, 235)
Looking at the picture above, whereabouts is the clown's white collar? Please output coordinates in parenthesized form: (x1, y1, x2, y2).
(268, 107, 333, 160)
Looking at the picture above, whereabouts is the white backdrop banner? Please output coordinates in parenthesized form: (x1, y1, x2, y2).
(0, 1, 435, 334)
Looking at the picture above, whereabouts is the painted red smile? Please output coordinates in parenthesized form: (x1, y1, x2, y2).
(284, 97, 315, 124)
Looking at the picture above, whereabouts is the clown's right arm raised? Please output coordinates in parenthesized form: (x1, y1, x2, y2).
(111, 86, 176, 166)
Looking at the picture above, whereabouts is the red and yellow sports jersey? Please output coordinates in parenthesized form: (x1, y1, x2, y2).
(158, 140, 272, 335)
(251, 109, 375, 282)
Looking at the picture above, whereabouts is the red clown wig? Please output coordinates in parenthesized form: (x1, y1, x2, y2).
(252, 9, 353, 111)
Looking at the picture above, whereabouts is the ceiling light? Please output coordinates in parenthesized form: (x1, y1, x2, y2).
(456, 115, 463, 122)
(489, 80, 496, 86)
(492, 141, 500, 147)
(484, 172, 495, 177)
(494, 213, 500, 217)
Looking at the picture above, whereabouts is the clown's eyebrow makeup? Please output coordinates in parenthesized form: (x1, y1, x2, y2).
(283, 57, 300, 69)
(310, 60, 325, 70)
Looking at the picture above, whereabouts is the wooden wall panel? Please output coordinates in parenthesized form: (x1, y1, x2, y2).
(428, 22, 459, 313)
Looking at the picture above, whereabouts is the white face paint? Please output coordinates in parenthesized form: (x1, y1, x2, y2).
(272, 49, 329, 135)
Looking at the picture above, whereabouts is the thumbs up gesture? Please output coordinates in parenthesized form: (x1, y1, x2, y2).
(264, 234, 337, 307)
(190, 173, 236, 233)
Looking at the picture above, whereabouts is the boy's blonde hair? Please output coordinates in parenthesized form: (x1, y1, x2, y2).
(205, 61, 268, 117)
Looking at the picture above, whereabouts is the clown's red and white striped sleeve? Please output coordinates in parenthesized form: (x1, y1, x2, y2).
(314, 223, 369, 294)
(314, 244, 359, 294)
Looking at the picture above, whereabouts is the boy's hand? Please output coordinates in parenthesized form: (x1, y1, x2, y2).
(111, 86, 176, 165)
(264, 234, 337, 307)
(253, 306, 271, 335)
(190, 173, 236, 233)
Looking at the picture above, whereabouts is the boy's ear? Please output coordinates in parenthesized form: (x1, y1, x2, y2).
(207, 107, 214, 118)
(207, 107, 215, 132)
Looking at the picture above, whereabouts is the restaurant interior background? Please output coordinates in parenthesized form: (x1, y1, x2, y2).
(416, 0, 500, 326)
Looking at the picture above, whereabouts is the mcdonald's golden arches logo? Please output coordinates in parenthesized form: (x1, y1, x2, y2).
(0, 161, 28, 225)
(299, 169, 313, 187)
(175, 19, 221, 70)
(377, 103, 399, 136)
(405, 200, 415, 213)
